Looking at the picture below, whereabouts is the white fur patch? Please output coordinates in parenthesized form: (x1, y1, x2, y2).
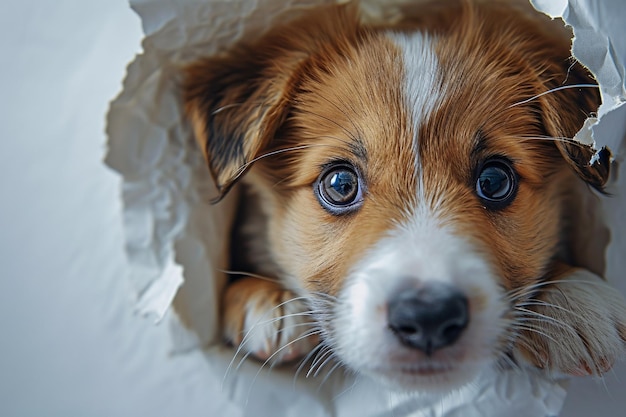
(333, 210, 507, 390)
(387, 31, 444, 174)
(387, 31, 442, 125)
(331, 34, 507, 390)
(228, 289, 318, 365)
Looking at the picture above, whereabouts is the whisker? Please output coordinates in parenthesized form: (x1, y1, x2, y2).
(513, 313, 577, 335)
(508, 83, 598, 108)
(313, 350, 338, 378)
(232, 324, 319, 372)
(495, 350, 522, 373)
(316, 360, 343, 392)
(506, 278, 606, 300)
(515, 134, 587, 147)
(508, 338, 543, 362)
(217, 269, 280, 283)
(331, 372, 360, 401)
(233, 349, 257, 373)
(234, 144, 327, 176)
(509, 323, 560, 344)
(224, 142, 336, 194)
(307, 345, 335, 378)
(514, 300, 577, 316)
(211, 102, 247, 115)
(244, 329, 323, 405)
(237, 302, 316, 338)
(274, 320, 319, 335)
(234, 316, 316, 372)
(223, 346, 247, 388)
(223, 295, 313, 384)
(293, 343, 327, 386)
(271, 329, 323, 370)
(248, 310, 321, 328)
(231, 140, 350, 188)
(310, 291, 339, 302)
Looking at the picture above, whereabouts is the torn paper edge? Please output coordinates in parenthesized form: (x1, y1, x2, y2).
(104, 1, 626, 415)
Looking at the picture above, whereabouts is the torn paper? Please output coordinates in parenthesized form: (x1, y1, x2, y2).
(105, 0, 626, 415)
(532, 0, 626, 154)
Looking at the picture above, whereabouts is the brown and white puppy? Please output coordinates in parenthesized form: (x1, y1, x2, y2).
(183, 0, 626, 391)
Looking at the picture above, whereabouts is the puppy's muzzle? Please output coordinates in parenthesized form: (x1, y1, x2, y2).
(388, 283, 469, 355)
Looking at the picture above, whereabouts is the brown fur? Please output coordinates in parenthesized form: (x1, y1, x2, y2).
(413, 1, 598, 292)
(183, 0, 622, 378)
(515, 263, 626, 375)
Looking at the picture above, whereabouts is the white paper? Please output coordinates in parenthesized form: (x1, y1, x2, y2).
(530, 1, 626, 415)
(532, 0, 626, 154)
(0, 1, 229, 416)
(105, 0, 626, 416)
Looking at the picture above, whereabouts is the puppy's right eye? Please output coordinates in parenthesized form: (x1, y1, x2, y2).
(475, 158, 518, 210)
(316, 164, 363, 214)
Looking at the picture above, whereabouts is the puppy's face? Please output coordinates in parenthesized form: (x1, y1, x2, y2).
(185, 3, 608, 390)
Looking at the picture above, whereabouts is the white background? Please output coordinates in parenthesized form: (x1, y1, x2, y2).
(0, 0, 623, 416)
(0, 1, 224, 416)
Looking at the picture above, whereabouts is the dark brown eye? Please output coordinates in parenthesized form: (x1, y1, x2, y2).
(476, 159, 517, 209)
(316, 164, 363, 214)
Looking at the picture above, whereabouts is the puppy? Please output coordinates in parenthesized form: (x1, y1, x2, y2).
(183, 0, 626, 391)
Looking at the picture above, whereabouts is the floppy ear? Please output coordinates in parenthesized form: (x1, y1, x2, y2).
(182, 4, 359, 201)
(538, 59, 610, 192)
(182, 50, 298, 200)
(554, 140, 611, 192)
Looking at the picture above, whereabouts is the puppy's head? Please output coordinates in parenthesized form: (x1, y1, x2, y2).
(184, 2, 607, 390)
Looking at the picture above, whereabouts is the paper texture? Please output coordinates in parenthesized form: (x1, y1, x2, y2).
(532, 0, 626, 155)
(105, 0, 626, 415)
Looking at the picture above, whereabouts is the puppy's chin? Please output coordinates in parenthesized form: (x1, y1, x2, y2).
(336, 326, 492, 392)
(365, 359, 487, 393)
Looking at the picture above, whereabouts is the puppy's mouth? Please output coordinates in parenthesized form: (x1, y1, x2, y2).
(364, 336, 479, 388)
(380, 333, 470, 376)
(396, 361, 456, 376)
(368, 358, 479, 391)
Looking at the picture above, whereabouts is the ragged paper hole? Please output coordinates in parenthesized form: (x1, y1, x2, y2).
(106, 0, 626, 416)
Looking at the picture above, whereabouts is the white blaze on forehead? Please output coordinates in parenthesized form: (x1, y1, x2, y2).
(387, 31, 446, 215)
(387, 31, 443, 169)
(387, 32, 442, 121)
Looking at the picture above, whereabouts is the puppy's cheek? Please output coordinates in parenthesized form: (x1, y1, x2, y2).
(332, 276, 391, 371)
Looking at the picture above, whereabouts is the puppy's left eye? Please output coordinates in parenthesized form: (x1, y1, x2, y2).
(476, 159, 517, 209)
(316, 163, 363, 214)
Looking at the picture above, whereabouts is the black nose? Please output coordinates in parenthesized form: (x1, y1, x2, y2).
(387, 283, 469, 355)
